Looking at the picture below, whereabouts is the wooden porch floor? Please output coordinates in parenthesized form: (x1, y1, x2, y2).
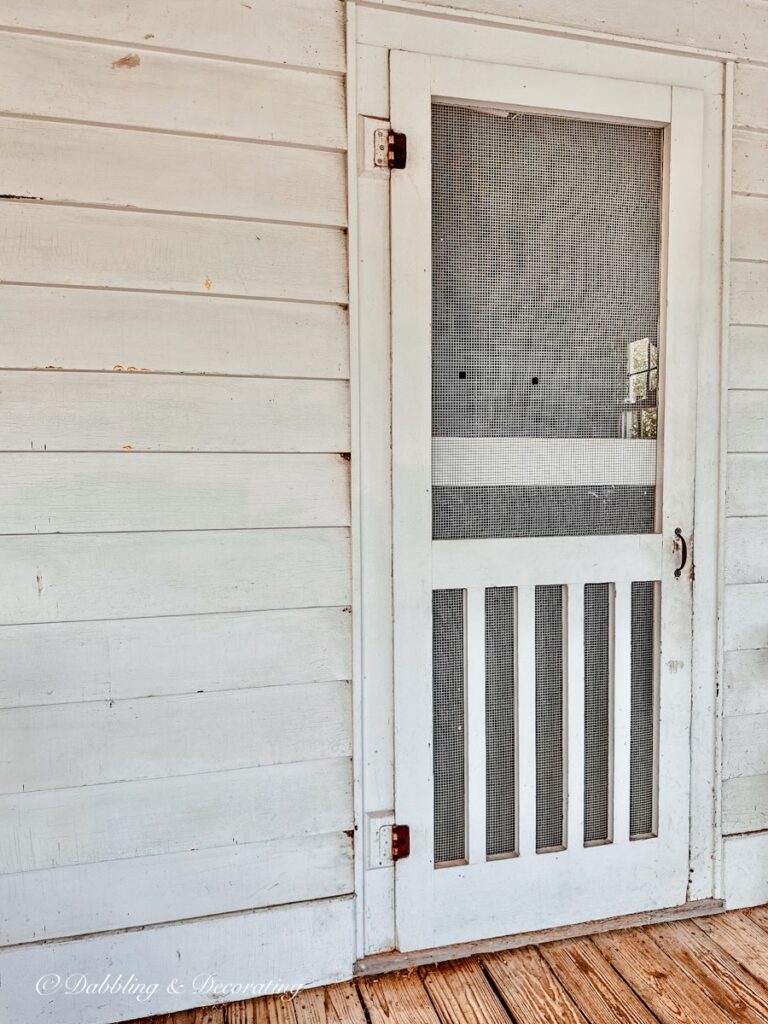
(142, 905, 768, 1024)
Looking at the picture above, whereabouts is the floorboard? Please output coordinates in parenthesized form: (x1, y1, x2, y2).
(129, 905, 768, 1024)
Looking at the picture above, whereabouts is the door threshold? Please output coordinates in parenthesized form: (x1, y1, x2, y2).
(354, 898, 725, 977)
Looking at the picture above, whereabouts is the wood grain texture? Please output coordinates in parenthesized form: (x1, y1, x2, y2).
(0, 373, 349, 452)
(0, 453, 350, 533)
(0, 755, 352, 872)
(734, 131, 768, 196)
(540, 936, 658, 1024)
(695, 911, 768, 983)
(722, 773, 768, 833)
(732, 262, 768, 327)
(735, 64, 768, 131)
(0, 204, 347, 302)
(725, 584, 768, 651)
(724, 649, 768, 716)
(358, 972, 441, 1024)
(0, 527, 350, 624)
(420, 959, 510, 1024)
(727, 454, 768, 516)
(290, 983, 368, 1024)
(0, 0, 345, 71)
(729, 391, 768, 452)
(733, 195, 768, 261)
(0, 33, 346, 146)
(724, 836, 768, 909)
(482, 946, 584, 1024)
(724, 712, 768, 778)
(593, 928, 735, 1024)
(0, 605, 351, 708)
(0, 286, 349, 378)
(0, 119, 346, 224)
(729, 327, 768, 389)
(0, 831, 353, 944)
(726, 517, 768, 583)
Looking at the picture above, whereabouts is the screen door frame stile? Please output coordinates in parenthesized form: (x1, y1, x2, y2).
(391, 50, 704, 953)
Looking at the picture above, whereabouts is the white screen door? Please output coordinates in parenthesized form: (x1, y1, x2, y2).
(390, 51, 704, 952)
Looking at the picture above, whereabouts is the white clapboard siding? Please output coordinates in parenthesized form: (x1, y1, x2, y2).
(0, 528, 350, 624)
(0, 120, 347, 226)
(0, 0, 345, 72)
(728, 391, 768, 452)
(733, 130, 768, 195)
(0, 204, 347, 302)
(725, 584, 768, 651)
(723, 713, 768, 779)
(724, 649, 768, 716)
(0, 680, 351, 793)
(0, 606, 351, 709)
(732, 262, 768, 325)
(0, 453, 350, 533)
(727, 455, 768, 516)
(723, 833, 768, 909)
(735, 63, 768, 130)
(0, 373, 349, 452)
(725, 517, 768, 584)
(729, 327, 768, 388)
(0, 831, 353, 946)
(732, 195, 768, 260)
(722, 774, 768, 835)
(0, 756, 352, 873)
(0, 33, 345, 148)
(0, 286, 349, 378)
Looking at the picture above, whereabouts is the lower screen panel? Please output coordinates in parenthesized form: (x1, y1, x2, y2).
(630, 581, 658, 839)
(584, 583, 612, 845)
(486, 587, 517, 858)
(535, 585, 565, 852)
(433, 589, 466, 864)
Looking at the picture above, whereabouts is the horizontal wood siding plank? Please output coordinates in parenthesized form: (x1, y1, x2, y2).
(725, 584, 768, 652)
(723, 712, 768, 779)
(729, 327, 768, 388)
(0, 527, 350, 624)
(726, 517, 768, 583)
(728, 391, 768, 452)
(0, 33, 345, 146)
(724, 649, 768, 716)
(0, 680, 351, 793)
(0, 756, 352, 872)
(723, 833, 768, 909)
(0, 286, 349, 377)
(732, 195, 768, 260)
(735, 64, 768, 131)
(732, 262, 768, 326)
(734, 130, 768, 195)
(0, 453, 350, 533)
(0, 373, 349, 452)
(0, 831, 353, 945)
(727, 454, 768, 516)
(722, 773, 768, 834)
(0, 0, 345, 72)
(0, 204, 347, 301)
(0, 606, 351, 708)
(0, 119, 346, 225)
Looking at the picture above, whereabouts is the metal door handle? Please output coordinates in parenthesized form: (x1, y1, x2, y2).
(674, 528, 687, 579)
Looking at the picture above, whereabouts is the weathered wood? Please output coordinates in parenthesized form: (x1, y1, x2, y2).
(358, 972, 441, 1024)
(0, 831, 353, 945)
(593, 928, 734, 1024)
(729, 391, 768, 453)
(0, 204, 347, 302)
(0, 33, 346, 147)
(0, 0, 345, 72)
(482, 946, 584, 1024)
(722, 774, 768, 834)
(734, 131, 768, 196)
(732, 262, 768, 326)
(729, 327, 768, 389)
(0, 286, 348, 378)
(724, 649, 768, 716)
(724, 836, 768, 909)
(0, 755, 352, 872)
(733, 194, 768, 260)
(0, 119, 346, 225)
(540, 936, 658, 1024)
(0, 453, 350, 534)
(727, 454, 768, 516)
(0, 680, 351, 793)
(695, 912, 768, 984)
(735, 64, 768, 131)
(0, 527, 350, 624)
(725, 584, 768, 652)
(726, 517, 768, 584)
(0, 373, 349, 453)
(723, 712, 768, 778)
(290, 983, 368, 1024)
(648, 919, 768, 1024)
(420, 959, 510, 1024)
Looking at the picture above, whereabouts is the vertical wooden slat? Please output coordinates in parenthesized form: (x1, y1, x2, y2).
(613, 581, 633, 844)
(566, 584, 585, 850)
(466, 587, 487, 864)
(517, 586, 537, 857)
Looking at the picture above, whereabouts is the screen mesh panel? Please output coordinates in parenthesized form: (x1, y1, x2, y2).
(584, 583, 612, 845)
(433, 589, 466, 863)
(486, 587, 517, 857)
(431, 104, 663, 540)
(535, 585, 565, 851)
(630, 581, 657, 838)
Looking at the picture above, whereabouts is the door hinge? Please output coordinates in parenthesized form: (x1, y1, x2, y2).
(391, 823, 411, 861)
(374, 128, 407, 170)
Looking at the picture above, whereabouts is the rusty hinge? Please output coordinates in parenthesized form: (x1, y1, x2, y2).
(374, 128, 407, 170)
(391, 823, 410, 861)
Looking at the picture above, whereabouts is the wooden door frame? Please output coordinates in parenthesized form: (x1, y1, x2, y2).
(347, 0, 727, 961)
